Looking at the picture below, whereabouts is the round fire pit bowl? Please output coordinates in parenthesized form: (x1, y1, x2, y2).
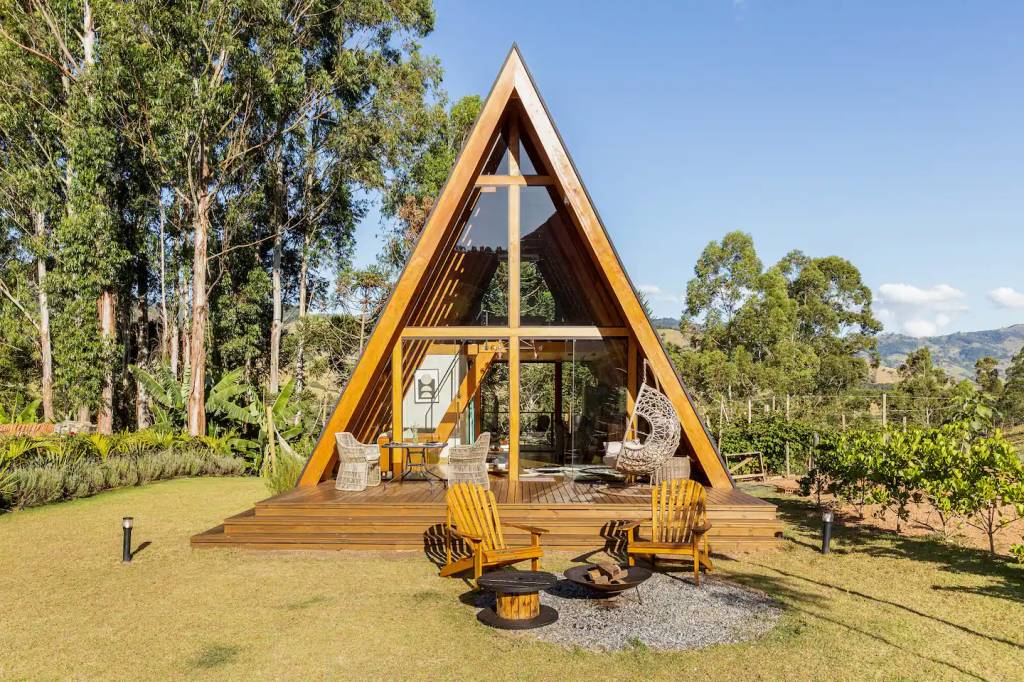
(564, 564, 653, 596)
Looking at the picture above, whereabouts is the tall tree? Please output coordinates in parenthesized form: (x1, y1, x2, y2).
(679, 232, 880, 401)
(998, 347, 1024, 423)
(685, 231, 762, 353)
(0, 0, 130, 429)
(778, 251, 881, 392)
(260, 1, 442, 397)
(974, 356, 1003, 397)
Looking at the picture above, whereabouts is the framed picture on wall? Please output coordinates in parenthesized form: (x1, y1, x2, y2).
(414, 369, 440, 404)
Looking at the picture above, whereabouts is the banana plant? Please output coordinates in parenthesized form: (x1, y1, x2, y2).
(132, 363, 256, 432)
(0, 398, 41, 424)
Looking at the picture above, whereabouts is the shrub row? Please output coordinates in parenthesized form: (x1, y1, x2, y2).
(0, 432, 250, 510)
(719, 415, 832, 474)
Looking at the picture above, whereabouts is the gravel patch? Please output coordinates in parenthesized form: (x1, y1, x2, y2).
(472, 571, 783, 652)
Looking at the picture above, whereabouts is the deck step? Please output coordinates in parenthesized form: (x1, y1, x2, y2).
(252, 504, 779, 522)
(192, 526, 782, 553)
(224, 512, 783, 539)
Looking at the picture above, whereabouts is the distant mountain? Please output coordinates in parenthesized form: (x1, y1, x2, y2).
(877, 324, 1024, 380)
(652, 315, 1023, 381)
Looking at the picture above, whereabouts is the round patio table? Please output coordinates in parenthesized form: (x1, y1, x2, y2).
(476, 570, 558, 630)
(381, 441, 446, 484)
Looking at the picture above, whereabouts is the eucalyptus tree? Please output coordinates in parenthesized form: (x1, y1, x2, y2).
(0, 27, 61, 418)
(680, 231, 881, 402)
(259, 1, 443, 396)
(0, 0, 131, 429)
(116, 0, 302, 435)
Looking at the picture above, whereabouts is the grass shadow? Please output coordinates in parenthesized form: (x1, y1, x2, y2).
(278, 595, 330, 611)
(187, 643, 240, 671)
(760, 492, 1024, 603)
(740, 490, 1024, 655)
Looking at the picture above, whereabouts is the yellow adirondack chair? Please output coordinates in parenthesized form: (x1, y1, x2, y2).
(441, 482, 549, 580)
(623, 479, 714, 585)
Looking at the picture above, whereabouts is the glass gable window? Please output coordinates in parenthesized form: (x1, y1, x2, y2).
(520, 187, 622, 326)
(405, 113, 622, 329)
(483, 129, 542, 175)
(410, 186, 509, 326)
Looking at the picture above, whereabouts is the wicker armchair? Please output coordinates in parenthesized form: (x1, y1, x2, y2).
(334, 432, 381, 491)
(445, 432, 491, 489)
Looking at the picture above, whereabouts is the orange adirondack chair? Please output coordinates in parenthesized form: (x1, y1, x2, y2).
(623, 479, 714, 585)
(441, 482, 549, 581)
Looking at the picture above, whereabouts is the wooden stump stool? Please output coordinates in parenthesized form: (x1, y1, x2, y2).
(476, 570, 558, 630)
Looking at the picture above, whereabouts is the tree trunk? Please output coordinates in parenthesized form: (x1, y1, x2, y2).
(187, 188, 211, 437)
(268, 152, 285, 395)
(987, 506, 996, 555)
(135, 255, 150, 429)
(34, 211, 55, 421)
(295, 233, 309, 393)
(158, 203, 169, 364)
(172, 231, 185, 380)
(96, 289, 115, 434)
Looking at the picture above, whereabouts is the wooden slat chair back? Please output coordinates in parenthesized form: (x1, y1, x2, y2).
(652, 478, 707, 545)
(624, 479, 715, 585)
(447, 481, 506, 552)
(441, 482, 548, 581)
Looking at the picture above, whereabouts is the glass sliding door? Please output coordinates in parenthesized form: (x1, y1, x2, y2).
(516, 337, 628, 477)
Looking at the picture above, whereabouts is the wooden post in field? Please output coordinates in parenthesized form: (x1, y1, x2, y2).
(719, 395, 725, 442)
(902, 415, 907, 432)
(747, 399, 752, 424)
(784, 394, 791, 477)
(882, 393, 888, 428)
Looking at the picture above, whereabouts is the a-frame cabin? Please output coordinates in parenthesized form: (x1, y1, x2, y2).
(193, 47, 782, 552)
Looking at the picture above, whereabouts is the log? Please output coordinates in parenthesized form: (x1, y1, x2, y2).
(596, 562, 626, 581)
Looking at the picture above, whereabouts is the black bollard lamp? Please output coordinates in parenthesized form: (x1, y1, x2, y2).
(821, 510, 833, 555)
(122, 516, 134, 563)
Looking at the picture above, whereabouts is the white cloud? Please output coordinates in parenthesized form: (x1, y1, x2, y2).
(876, 283, 968, 337)
(988, 286, 1024, 309)
(636, 283, 681, 303)
(902, 318, 938, 337)
(877, 283, 967, 309)
(636, 283, 683, 317)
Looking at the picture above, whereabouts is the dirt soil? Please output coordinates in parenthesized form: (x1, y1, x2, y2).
(762, 478, 1022, 556)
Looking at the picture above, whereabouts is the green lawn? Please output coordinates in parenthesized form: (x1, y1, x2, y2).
(1, 478, 1021, 681)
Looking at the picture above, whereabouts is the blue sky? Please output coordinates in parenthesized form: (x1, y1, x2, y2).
(352, 1, 1024, 337)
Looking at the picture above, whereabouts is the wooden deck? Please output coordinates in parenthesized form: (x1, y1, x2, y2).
(193, 476, 784, 554)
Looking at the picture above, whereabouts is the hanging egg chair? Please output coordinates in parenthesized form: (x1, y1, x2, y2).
(605, 360, 681, 480)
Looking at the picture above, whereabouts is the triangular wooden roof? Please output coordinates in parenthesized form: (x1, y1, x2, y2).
(298, 46, 732, 489)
